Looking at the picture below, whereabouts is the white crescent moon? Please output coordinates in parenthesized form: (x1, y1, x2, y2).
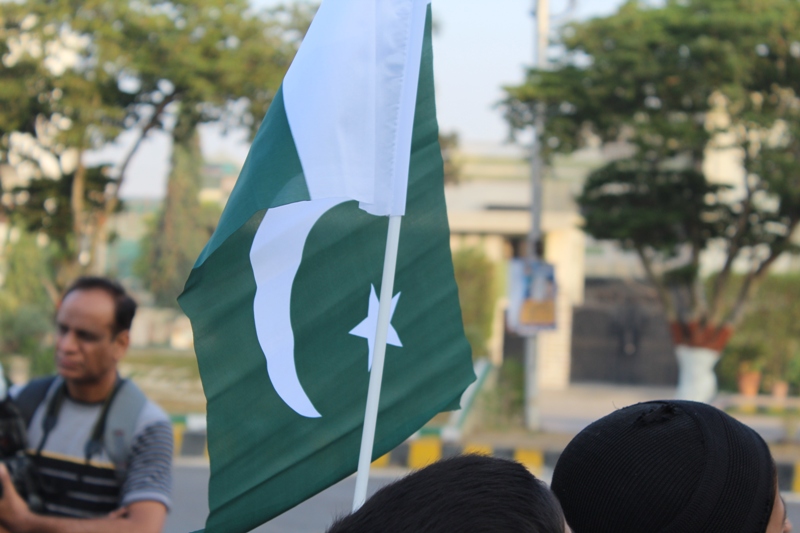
(250, 198, 347, 418)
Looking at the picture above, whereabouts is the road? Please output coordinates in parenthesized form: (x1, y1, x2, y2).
(168, 462, 800, 533)
(166, 462, 400, 533)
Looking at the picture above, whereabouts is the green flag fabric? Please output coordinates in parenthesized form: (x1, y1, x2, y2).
(179, 2, 475, 532)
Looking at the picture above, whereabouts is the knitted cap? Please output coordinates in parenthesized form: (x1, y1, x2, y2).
(551, 400, 775, 533)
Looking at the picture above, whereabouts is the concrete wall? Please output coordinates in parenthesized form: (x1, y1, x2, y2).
(536, 227, 585, 390)
(449, 224, 585, 390)
(445, 176, 587, 391)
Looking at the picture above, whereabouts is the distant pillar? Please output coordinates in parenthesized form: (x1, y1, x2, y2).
(536, 226, 585, 390)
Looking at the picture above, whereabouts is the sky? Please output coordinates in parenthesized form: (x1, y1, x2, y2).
(109, 0, 625, 198)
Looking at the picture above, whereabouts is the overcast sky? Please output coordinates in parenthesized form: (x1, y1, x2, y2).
(111, 0, 625, 198)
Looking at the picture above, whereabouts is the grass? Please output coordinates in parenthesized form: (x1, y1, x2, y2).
(124, 348, 200, 380)
(121, 348, 205, 415)
(472, 359, 525, 430)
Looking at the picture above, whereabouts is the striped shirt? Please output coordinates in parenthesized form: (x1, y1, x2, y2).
(14, 384, 173, 517)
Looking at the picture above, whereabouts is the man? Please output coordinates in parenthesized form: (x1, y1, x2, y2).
(551, 400, 792, 533)
(0, 277, 172, 533)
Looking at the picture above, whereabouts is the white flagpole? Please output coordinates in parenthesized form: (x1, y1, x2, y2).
(352, 215, 403, 511)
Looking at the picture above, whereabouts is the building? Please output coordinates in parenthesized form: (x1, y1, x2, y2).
(446, 142, 592, 390)
(198, 161, 240, 207)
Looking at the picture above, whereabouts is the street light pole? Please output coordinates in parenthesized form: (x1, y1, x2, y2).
(524, 0, 549, 431)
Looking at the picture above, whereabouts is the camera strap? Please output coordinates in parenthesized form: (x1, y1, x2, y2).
(34, 384, 66, 459)
(35, 378, 126, 469)
(83, 380, 125, 465)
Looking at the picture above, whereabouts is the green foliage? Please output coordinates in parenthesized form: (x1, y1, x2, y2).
(0, 0, 303, 286)
(475, 358, 525, 429)
(0, 299, 51, 354)
(496, 358, 524, 420)
(452, 246, 497, 359)
(439, 132, 461, 185)
(578, 161, 732, 256)
(0, 0, 302, 147)
(1, 230, 51, 307)
(11, 165, 119, 287)
(716, 342, 765, 392)
(135, 127, 220, 307)
(504, 0, 800, 328)
(504, 0, 800, 158)
(0, 230, 55, 374)
(716, 275, 800, 392)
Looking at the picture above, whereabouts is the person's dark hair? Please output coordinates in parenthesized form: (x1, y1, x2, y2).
(551, 400, 776, 533)
(326, 454, 565, 533)
(62, 277, 137, 335)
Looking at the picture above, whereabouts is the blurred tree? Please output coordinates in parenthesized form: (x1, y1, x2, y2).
(0, 230, 55, 374)
(503, 0, 800, 399)
(10, 165, 119, 291)
(0, 0, 305, 294)
(439, 132, 461, 185)
(452, 246, 497, 359)
(0, 229, 51, 311)
(135, 120, 219, 307)
(715, 275, 800, 393)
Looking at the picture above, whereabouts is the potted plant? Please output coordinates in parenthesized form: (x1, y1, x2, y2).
(737, 362, 763, 397)
(729, 344, 765, 398)
(771, 378, 790, 400)
(760, 326, 796, 401)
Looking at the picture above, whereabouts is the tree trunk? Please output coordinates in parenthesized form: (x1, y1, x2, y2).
(671, 321, 734, 402)
(89, 213, 109, 275)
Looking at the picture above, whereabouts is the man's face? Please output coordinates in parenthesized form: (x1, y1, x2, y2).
(55, 289, 128, 385)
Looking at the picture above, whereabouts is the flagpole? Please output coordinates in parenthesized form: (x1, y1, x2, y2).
(352, 215, 403, 511)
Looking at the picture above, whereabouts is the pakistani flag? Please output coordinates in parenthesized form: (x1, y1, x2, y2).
(179, 1, 475, 531)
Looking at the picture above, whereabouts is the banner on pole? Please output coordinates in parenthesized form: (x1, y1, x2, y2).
(507, 259, 557, 336)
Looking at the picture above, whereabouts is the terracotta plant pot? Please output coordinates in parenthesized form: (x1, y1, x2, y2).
(737, 370, 762, 397)
(772, 380, 790, 400)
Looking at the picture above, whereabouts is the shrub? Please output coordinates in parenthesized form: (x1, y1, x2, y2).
(452, 246, 497, 359)
(716, 274, 800, 393)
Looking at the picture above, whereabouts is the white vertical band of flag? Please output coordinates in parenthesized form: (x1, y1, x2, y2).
(283, 0, 430, 217)
(263, 0, 433, 511)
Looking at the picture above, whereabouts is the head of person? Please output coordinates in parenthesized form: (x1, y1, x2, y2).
(326, 454, 568, 533)
(551, 400, 791, 533)
(55, 277, 137, 386)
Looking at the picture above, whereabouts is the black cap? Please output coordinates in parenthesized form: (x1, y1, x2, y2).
(551, 400, 775, 533)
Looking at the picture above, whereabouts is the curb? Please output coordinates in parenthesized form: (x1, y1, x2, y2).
(171, 426, 554, 477)
(170, 427, 800, 492)
(777, 462, 800, 493)
(172, 426, 208, 459)
(373, 438, 555, 477)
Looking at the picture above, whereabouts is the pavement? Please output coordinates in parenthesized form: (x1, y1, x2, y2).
(478, 383, 800, 456)
(167, 463, 402, 533)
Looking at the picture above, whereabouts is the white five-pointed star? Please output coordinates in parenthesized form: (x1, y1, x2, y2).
(349, 285, 402, 371)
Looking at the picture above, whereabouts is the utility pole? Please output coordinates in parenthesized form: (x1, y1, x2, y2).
(524, 0, 549, 431)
